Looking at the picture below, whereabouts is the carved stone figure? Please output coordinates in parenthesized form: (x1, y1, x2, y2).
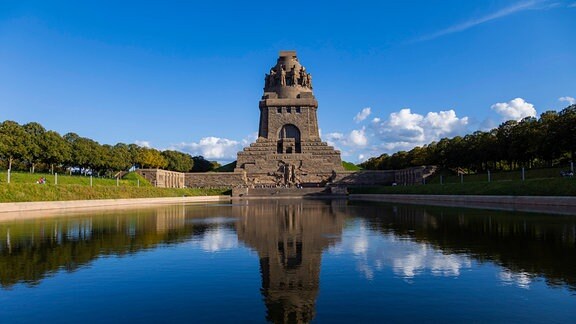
(267, 68, 277, 88)
(279, 65, 286, 86)
(300, 67, 307, 87)
(290, 66, 298, 86)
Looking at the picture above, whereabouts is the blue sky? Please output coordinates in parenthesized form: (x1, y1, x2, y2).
(1, 0, 575, 163)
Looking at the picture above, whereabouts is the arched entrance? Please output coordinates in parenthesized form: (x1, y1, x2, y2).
(277, 124, 301, 153)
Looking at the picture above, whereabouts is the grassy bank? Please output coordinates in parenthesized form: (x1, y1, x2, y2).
(425, 166, 568, 184)
(349, 177, 576, 196)
(0, 184, 229, 202)
(0, 171, 229, 202)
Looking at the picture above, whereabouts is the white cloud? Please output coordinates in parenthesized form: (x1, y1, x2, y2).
(325, 132, 345, 148)
(325, 127, 369, 160)
(173, 136, 243, 161)
(411, 0, 543, 43)
(371, 108, 469, 152)
(325, 107, 470, 161)
(350, 127, 368, 146)
(491, 97, 537, 121)
(134, 140, 151, 148)
(559, 96, 576, 105)
(354, 107, 371, 123)
(423, 110, 470, 138)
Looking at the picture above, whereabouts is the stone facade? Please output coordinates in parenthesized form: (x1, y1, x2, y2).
(185, 172, 246, 188)
(333, 170, 395, 186)
(235, 51, 344, 186)
(137, 169, 185, 188)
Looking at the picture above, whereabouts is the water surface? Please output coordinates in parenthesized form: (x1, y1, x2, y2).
(1, 199, 575, 323)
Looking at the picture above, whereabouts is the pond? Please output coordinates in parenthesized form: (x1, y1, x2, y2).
(1, 199, 575, 323)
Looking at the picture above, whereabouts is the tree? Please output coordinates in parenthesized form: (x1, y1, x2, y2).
(161, 150, 194, 172)
(191, 156, 215, 172)
(137, 148, 168, 169)
(558, 105, 576, 161)
(22, 122, 46, 172)
(128, 144, 142, 169)
(511, 117, 539, 168)
(495, 120, 519, 170)
(63, 133, 102, 174)
(0, 121, 31, 171)
(110, 143, 133, 171)
(538, 110, 562, 165)
(41, 130, 71, 173)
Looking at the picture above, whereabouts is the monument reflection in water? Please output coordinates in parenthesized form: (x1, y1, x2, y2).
(1, 200, 576, 323)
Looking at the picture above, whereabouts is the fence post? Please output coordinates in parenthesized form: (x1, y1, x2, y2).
(440, 175, 443, 185)
(571, 161, 574, 173)
(488, 170, 491, 183)
(522, 167, 525, 181)
(460, 173, 463, 184)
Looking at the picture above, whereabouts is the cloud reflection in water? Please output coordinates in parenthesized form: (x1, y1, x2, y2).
(331, 220, 473, 281)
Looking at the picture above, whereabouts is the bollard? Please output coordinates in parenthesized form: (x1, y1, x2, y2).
(460, 173, 463, 184)
(90, 175, 93, 187)
(55, 173, 58, 185)
(7, 169, 10, 184)
(488, 170, 491, 183)
(440, 175, 443, 185)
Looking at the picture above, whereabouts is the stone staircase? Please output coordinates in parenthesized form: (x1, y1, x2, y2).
(234, 187, 344, 197)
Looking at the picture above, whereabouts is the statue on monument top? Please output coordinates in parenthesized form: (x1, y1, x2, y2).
(263, 52, 313, 90)
(290, 66, 298, 86)
(279, 65, 286, 86)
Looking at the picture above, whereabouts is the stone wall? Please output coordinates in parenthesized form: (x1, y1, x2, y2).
(137, 169, 185, 188)
(394, 166, 436, 185)
(333, 170, 395, 186)
(136, 167, 430, 190)
(185, 171, 246, 188)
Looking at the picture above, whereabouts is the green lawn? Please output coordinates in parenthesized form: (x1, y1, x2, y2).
(0, 171, 228, 202)
(343, 161, 362, 171)
(350, 177, 576, 196)
(425, 167, 568, 184)
(0, 171, 147, 186)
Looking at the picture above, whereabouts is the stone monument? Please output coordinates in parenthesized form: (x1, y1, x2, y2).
(235, 51, 344, 187)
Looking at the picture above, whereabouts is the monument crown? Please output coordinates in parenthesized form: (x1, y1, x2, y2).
(264, 50, 313, 99)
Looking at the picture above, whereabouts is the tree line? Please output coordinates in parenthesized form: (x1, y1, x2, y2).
(360, 104, 576, 172)
(0, 120, 220, 176)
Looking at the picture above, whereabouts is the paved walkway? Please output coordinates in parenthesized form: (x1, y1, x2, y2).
(0, 196, 231, 221)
